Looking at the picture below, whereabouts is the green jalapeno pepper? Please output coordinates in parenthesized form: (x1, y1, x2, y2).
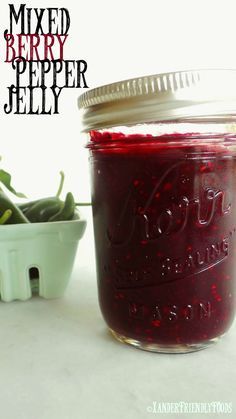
(0, 170, 84, 225)
(49, 192, 75, 222)
(17, 171, 65, 223)
(24, 197, 63, 222)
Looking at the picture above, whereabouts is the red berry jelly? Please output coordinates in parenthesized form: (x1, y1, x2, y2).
(89, 130, 236, 352)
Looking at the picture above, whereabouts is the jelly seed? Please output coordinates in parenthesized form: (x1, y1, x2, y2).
(163, 182, 172, 191)
(151, 320, 161, 327)
(155, 192, 160, 199)
(200, 165, 207, 172)
(137, 206, 144, 215)
(115, 293, 125, 300)
(140, 240, 148, 245)
(133, 179, 139, 187)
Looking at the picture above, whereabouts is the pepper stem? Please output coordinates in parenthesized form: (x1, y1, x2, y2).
(0, 209, 12, 224)
(75, 202, 92, 206)
(56, 171, 65, 198)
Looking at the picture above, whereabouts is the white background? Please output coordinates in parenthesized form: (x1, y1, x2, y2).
(1, 0, 236, 202)
(0, 1, 236, 419)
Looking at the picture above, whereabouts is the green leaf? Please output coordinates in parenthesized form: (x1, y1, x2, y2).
(0, 169, 27, 198)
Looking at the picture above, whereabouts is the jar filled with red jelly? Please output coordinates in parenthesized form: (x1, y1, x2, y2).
(79, 70, 236, 353)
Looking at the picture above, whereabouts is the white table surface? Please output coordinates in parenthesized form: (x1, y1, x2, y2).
(0, 209, 235, 419)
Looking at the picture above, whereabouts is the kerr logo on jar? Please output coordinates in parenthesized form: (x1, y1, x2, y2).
(128, 301, 212, 322)
(160, 236, 231, 280)
(106, 232, 233, 289)
(107, 163, 231, 247)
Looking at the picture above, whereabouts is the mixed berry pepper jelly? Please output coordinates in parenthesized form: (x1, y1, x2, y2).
(79, 70, 236, 353)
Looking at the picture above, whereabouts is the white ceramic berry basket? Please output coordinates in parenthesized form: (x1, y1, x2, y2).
(0, 217, 86, 302)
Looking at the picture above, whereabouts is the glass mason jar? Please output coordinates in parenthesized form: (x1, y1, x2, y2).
(79, 70, 236, 353)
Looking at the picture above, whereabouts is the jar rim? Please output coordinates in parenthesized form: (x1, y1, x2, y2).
(78, 69, 236, 131)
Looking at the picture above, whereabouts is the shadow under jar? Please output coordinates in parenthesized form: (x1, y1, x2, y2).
(79, 70, 236, 353)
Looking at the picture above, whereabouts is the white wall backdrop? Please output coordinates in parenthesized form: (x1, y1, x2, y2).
(1, 0, 236, 203)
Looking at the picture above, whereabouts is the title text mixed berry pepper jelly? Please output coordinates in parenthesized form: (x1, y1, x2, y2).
(79, 70, 236, 353)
